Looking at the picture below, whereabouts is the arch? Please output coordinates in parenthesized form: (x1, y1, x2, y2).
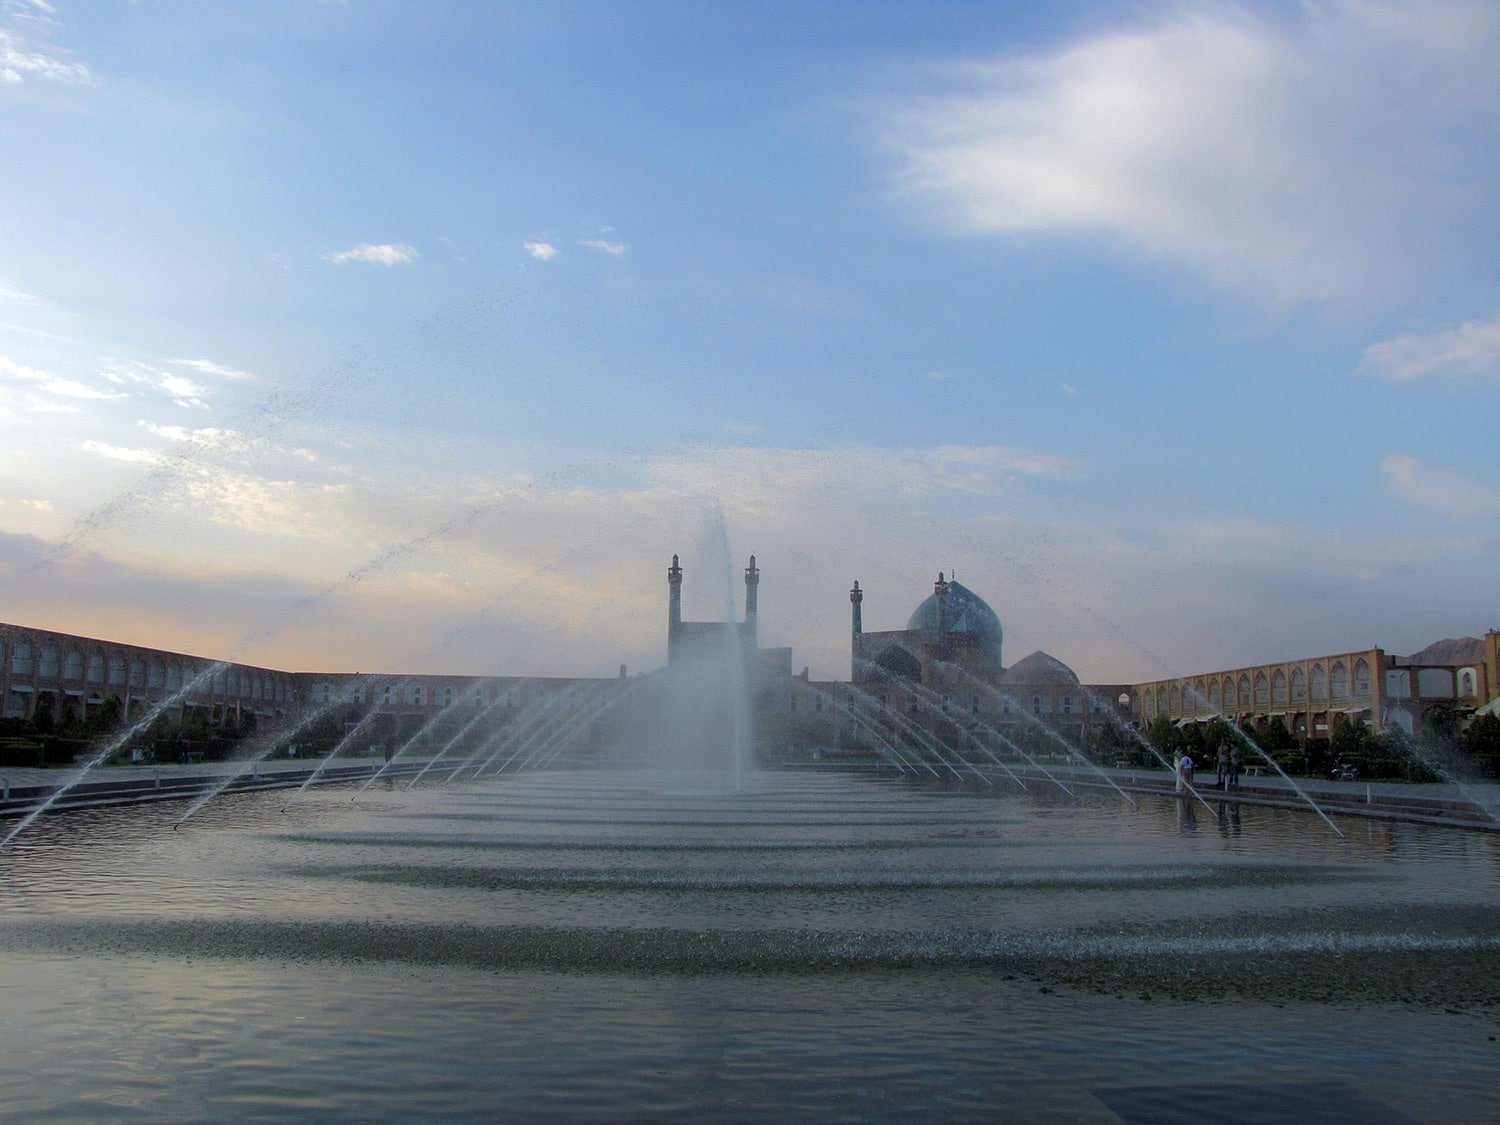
(1331, 662, 1349, 699)
(38, 643, 59, 679)
(1168, 685, 1181, 712)
(148, 660, 165, 690)
(1254, 672, 1269, 706)
(1460, 669, 1476, 696)
(872, 644, 922, 683)
(1237, 675, 1252, 707)
(1271, 670, 1288, 706)
(167, 661, 182, 692)
(108, 654, 126, 686)
(87, 650, 105, 684)
(1310, 664, 1327, 699)
(64, 647, 84, 681)
(10, 639, 33, 677)
(1291, 667, 1307, 702)
(1222, 677, 1237, 709)
(1353, 659, 1371, 698)
(129, 658, 145, 689)
(1207, 679, 1220, 710)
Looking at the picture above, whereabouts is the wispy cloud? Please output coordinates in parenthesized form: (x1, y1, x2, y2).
(169, 357, 255, 381)
(1359, 313, 1500, 382)
(580, 238, 627, 256)
(882, 2, 1500, 302)
(81, 440, 162, 465)
(101, 361, 211, 408)
(0, 24, 88, 84)
(1, 354, 125, 404)
(1381, 453, 1500, 519)
(0, 286, 40, 304)
(522, 240, 558, 261)
(322, 242, 418, 266)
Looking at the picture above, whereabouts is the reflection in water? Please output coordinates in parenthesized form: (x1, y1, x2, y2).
(0, 769, 1496, 1120)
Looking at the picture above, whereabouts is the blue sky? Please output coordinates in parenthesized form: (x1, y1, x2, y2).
(1, 0, 1497, 683)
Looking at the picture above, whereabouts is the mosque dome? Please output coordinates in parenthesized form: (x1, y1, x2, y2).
(906, 578, 1003, 664)
(1002, 650, 1080, 686)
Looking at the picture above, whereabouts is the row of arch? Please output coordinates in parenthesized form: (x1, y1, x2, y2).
(1141, 659, 1373, 719)
(789, 687, 1113, 719)
(308, 679, 630, 711)
(2, 633, 294, 708)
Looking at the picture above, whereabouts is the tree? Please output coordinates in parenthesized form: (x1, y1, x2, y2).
(1329, 715, 1370, 765)
(1146, 714, 1182, 761)
(31, 692, 55, 735)
(1463, 714, 1500, 778)
(86, 695, 122, 736)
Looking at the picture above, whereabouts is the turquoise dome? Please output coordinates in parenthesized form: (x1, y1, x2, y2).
(906, 579, 1003, 664)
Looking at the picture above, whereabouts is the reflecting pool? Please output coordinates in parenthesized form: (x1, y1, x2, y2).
(2, 770, 1497, 1120)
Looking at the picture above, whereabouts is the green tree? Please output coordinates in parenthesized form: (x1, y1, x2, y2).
(1463, 714, 1500, 778)
(31, 693, 55, 735)
(86, 695, 123, 737)
(1146, 714, 1182, 762)
(1329, 715, 1370, 767)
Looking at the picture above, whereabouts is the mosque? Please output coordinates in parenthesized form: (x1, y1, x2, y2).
(0, 553, 1495, 765)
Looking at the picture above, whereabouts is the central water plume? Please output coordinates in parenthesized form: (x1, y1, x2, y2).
(646, 506, 754, 791)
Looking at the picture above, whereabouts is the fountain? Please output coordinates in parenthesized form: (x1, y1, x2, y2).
(1, 558, 1497, 1120)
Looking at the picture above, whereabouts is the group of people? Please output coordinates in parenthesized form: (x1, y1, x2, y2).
(1175, 741, 1242, 793)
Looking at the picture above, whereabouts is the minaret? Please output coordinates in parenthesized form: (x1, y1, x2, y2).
(849, 579, 863, 682)
(667, 554, 683, 661)
(934, 571, 949, 649)
(744, 555, 759, 644)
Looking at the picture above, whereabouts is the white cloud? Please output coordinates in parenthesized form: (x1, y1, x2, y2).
(639, 443, 1077, 517)
(0, 354, 48, 381)
(1381, 454, 1500, 519)
(81, 440, 162, 465)
(40, 376, 123, 400)
(883, 2, 1500, 301)
(0, 286, 40, 304)
(523, 240, 558, 261)
(322, 243, 418, 266)
(0, 355, 125, 403)
(580, 238, 627, 256)
(1359, 313, 1500, 382)
(170, 357, 255, 381)
(20, 498, 52, 511)
(0, 24, 87, 84)
(99, 361, 219, 407)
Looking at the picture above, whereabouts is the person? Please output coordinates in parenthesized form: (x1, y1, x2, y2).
(1180, 752, 1195, 789)
(1174, 750, 1185, 793)
(1228, 746, 1242, 789)
(1216, 742, 1230, 789)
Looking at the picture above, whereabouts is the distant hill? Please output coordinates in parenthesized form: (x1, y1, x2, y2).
(1407, 637, 1483, 665)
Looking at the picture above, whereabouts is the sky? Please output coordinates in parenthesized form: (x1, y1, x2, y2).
(1, 0, 1497, 685)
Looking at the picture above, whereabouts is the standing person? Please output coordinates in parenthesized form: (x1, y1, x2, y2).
(1174, 750, 1185, 793)
(1229, 746, 1242, 789)
(1180, 752, 1195, 789)
(1216, 742, 1231, 789)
